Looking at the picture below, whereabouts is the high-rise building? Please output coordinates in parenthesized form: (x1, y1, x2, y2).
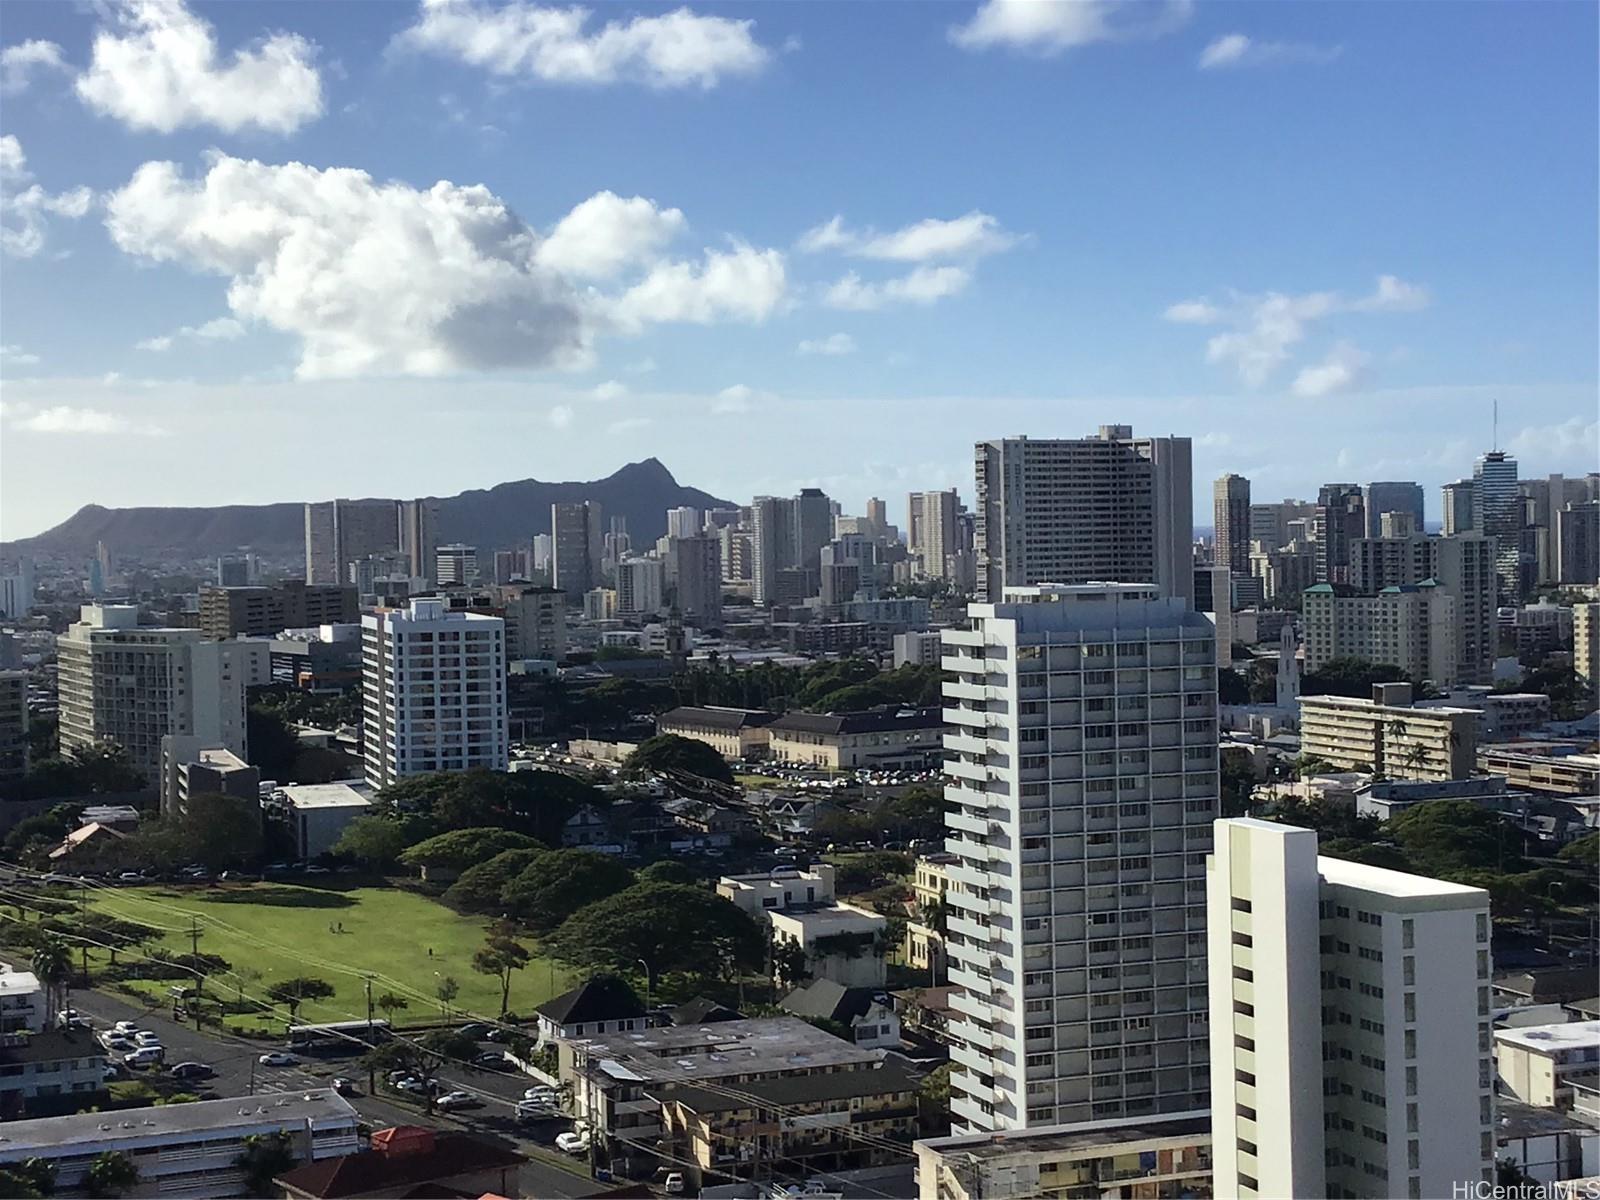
(58, 604, 253, 778)
(1314, 484, 1366, 584)
(1302, 582, 1457, 686)
(1248, 500, 1316, 552)
(1473, 451, 1520, 601)
(304, 498, 402, 585)
(974, 427, 1194, 606)
(1249, 544, 1315, 606)
(1555, 501, 1599, 584)
(666, 536, 722, 626)
(1574, 602, 1599, 684)
(866, 497, 888, 538)
(397, 498, 440, 586)
(615, 557, 665, 617)
(794, 488, 834, 572)
(942, 584, 1217, 1133)
(0, 670, 27, 782)
(531, 533, 554, 577)
(1350, 533, 1497, 684)
(665, 506, 701, 539)
(360, 598, 507, 789)
(751, 496, 797, 606)
(1208, 818, 1494, 1200)
(0, 558, 35, 619)
(435, 544, 477, 587)
(1362, 481, 1425, 538)
(1213, 474, 1252, 577)
(551, 501, 602, 598)
(495, 585, 566, 662)
(199, 580, 359, 641)
(216, 556, 253, 586)
(1441, 479, 1476, 536)
(908, 489, 961, 580)
(1379, 511, 1418, 538)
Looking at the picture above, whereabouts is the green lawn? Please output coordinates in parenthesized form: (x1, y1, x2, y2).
(87, 881, 572, 1031)
(735, 774, 784, 790)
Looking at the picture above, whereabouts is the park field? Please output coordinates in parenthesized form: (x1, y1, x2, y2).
(86, 881, 573, 1031)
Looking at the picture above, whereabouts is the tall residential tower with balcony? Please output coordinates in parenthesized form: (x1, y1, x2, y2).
(940, 584, 1219, 1134)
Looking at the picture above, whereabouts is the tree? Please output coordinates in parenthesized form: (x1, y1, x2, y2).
(31, 936, 71, 1021)
(265, 976, 336, 1022)
(398, 828, 545, 874)
(771, 938, 810, 989)
(1558, 831, 1599, 867)
(331, 816, 411, 868)
(1217, 667, 1250, 706)
(1389, 801, 1528, 879)
(444, 848, 545, 913)
(246, 705, 301, 781)
(473, 928, 532, 1016)
(377, 768, 598, 845)
(177, 793, 264, 870)
(549, 883, 765, 982)
(375, 991, 410, 1024)
(435, 975, 459, 1020)
(235, 1132, 297, 1195)
(501, 850, 635, 933)
(918, 1062, 952, 1104)
(1220, 755, 1255, 818)
(625, 734, 735, 786)
(1301, 657, 1410, 698)
(637, 860, 699, 885)
(362, 1030, 479, 1115)
(0, 1158, 56, 1199)
(83, 1152, 138, 1199)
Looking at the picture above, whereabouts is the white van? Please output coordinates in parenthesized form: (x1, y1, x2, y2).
(122, 1046, 164, 1068)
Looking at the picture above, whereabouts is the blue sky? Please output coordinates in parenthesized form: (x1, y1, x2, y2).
(1, 0, 1595, 541)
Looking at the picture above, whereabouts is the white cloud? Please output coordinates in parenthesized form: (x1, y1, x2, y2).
(1290, 342, 1371, 398)
(536, 191, 685, 280)
(103, 154, 788, 379)
(135, 316, 247, 352)
(712, 383, 775, 413)
(625, 356, 658, 374)
(1508, 417, 1600, 460)
(824, 266, 971, 311)
(797, 332, 857, 356)
(1, 402, 167, 436)
(1166, 275, 1428, 386)
(607, 416, 651, 434)
(76, 0, 323, 134)
(396, 0, 770, 89)
(0, 344, 41, 366)
(1199, 33, 1342, 70)
(951, 0, 1192, 55)
(798, 211, 1019, 262)
(591, 379, 628, 401)
(0, 39, 68, 96)
(0, 135, 94, 259)
(547, 404, 574, 428)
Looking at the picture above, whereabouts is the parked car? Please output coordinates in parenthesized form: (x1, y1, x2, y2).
(522, 1085, 558, 1102)
(169, 1061, 214, 1080)
(133, 1031, 162, 1047)
(117, 871, 145, 883)
(123, 1047, 164, 1068)
(257, 1051, 298, 1067)
(555, 1130, 590, 1155)
(456, 1023, 491, 1040)
(664, 1172, 686, 1195)
(472, 1051, 508, 1070)
(112, 1020, 139, 1035)
(332, 1076, 358, 1096)
(435, 1091, 481, 1111)
(516, 1099, 555, 1120)
(100, 1034, 134, 1053)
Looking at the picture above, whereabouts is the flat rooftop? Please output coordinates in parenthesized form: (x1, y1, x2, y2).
(1301, 695, 1479, 716)
(0, 1089, 358, 1152)
(770, 904, 885, 933)
(571, 1016, 878, 1087)
(277, 781, 373, 810)
(918, 1112, 1211, 1161)
(1494, 1020, 1600, 1055)
(1318, 855, 1490, 900)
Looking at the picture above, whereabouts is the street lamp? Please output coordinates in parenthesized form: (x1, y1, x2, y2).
(636, 959, 653, 1009)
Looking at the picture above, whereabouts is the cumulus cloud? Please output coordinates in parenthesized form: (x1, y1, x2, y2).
(0, 135, 94, 259)
(797, 332, 857, 356)
(75, 0, 323, 134)
(798, 211, 1019, 261)
(0, 39, 68, 96)
(102, 154, 787, 379)
(951, 0, 1192, 54)
(1164, 274, 1428, 387)
(1290, 342, 1371, 398)
(824, 266, 971, 311)
(396, 0, 769, 89)
(136, 316, 246, 352)
(0, 401, 167, 436)
(591, 380, 628, 401)
(712, 383, 775, 413)
(548, 404, 574, 428)
(0, 344, 41, 366)
(1199, 33, 1342, 69)
(1508, 417, 1600, 461)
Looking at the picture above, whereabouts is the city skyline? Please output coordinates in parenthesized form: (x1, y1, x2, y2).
(2, 0, 1596, 540)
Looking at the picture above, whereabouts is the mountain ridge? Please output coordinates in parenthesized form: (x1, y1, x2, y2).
(7, 458, 734, 558)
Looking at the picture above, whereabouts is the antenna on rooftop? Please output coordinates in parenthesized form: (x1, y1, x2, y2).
(1492, 398, 1499, 452)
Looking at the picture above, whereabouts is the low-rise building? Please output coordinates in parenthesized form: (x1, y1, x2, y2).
(0, 1089, 361, 1198)
(766, 707, 944, 771)
(276, 1125, 526, 1199)
(718, 867, 887, 987)
(1495, 1022, 1600, 1112)
(779, 979, 901, 1050)
(0, 968, 44, 1033)
(1299, 684, 1478, 780)
(653, 1060, 921, 1191)
(913, 1113, 1213, 1200)
(1478, 744, 1600, 799)
(262, 781, 373, 860)
(159, 737, 260, 819)
(893, 630, 944, 668)
(1354, 775, 1515, 821)
(0, 669, 27, 783)
(0, 1029, 107, 1118)
(534, 976, 649, 1044)
(1575, 602, 1599, 683)
(655, 706, 777, 760)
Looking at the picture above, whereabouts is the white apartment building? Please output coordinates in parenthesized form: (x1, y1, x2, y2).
(361, 598, 508, 789)
(973, 428, 1193, 606)
(57, 605, 251, 779)
(1303, 582, 1458, 686)
(941, 583, 1218, 1134)
(0, 966, 45, 1033)
(1495, 1021, 1600, 1112)
(1575, 601, 1599, 684)
(1208, 818, 1494, 1200)
(894, 629, 945, 668)
(1300, 685, 1479, 781)
(908, 488, 960, 580)
(435, 543, 477, 586)
(1350, 531, 1498, 683)
(615, 556, 664, 617)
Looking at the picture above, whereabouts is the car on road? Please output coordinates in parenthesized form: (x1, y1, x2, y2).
(101, 1034, 135, 1054)
(472, 1051, 508, 1070)
(456, 1023, 491, 1040)
(332, 1076, 359, 1096)
(258, 1052, 298, 1067)
(303, 864, 330, 875)
(522, 1085, 558, 1102)
(112, 1020, 139, 1035)
(123, 1047, 164, 1068)
(392, 1076, 430, 1094)
(55, 1008, 87, 1029)
(435, 1091, 482, 1111)
(117, 871, 146, 883)
(555, 1130, 590, 1155)
(664, 1172, 686, 1195)
(515, 1099, 555, 1120)
(133, 1031, 162, 1047)
(169, 1061, 214, 1080)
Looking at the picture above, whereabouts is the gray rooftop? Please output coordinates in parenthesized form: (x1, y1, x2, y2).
(0, 1089, 359, 1154)
(919, 1112, 1211, 1162)
(571, 1016, 878, 1088)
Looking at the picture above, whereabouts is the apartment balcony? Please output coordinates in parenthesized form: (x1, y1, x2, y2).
(945, 679, 988, 702)
(944, 730, 989, 756)
(948, 912, 992, 943)
(949, 965, 995, 996)
(948, 808, 989, 837)
(949, 1063, 995, 1104)
(945, 757, 988, 784)
(948, 1017, 996, 1052)
(944, 705, 987, 729)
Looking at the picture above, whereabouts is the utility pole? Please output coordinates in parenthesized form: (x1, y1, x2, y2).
(365, 977, 376, 1096)
(189, 919, 204, 1031)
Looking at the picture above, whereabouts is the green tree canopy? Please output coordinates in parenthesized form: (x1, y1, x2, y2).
(625, 734, 735, 786)
(265, 976, 335, 1021)
(1301, 657, 1411, 698)
(548, 882, 765, 980)
(331, 815, 411, 868)
(472, 927, 532, 1015)
(398, 827, 545, 872)
(501, 850, 635, 933)
(246, 705, 300, 780)
(637, 860, 700, 885)
(377, 768, 598, 844)
(362, 1030, 479, 1114)
(1558, 831, 1599, 867)
(1387, 801, 1528, 878)
(236, 1132, 297, 1196)
(84, 1151, 138, 1198)
(176, 793, 264, 870)
(444, 848, 546, 913)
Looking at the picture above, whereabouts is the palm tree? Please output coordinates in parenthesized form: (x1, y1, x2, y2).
(31, 937, 72, 1022)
